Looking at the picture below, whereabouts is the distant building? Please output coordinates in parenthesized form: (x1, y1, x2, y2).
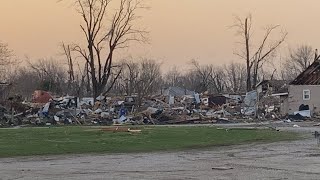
(161, 86, 196, 97)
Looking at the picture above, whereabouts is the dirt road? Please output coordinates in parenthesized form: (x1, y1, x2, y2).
(1, 126, 320, 180)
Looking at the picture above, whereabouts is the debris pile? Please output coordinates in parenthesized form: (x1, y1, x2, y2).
(0, 86, 314, 127)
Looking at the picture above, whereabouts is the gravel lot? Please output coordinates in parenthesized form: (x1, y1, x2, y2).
(1, 124, 320, 180)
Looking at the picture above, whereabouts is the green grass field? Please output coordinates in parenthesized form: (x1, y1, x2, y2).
(0, 126, 299, 157)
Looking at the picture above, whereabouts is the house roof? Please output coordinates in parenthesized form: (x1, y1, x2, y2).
(290, 60, 320, 85)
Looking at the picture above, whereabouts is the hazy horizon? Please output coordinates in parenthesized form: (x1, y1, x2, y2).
(0, 0, 319, 69)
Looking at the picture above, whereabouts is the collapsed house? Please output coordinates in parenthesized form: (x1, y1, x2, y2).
(256, 80, 289, 117)
(5, 79, 316, 127)
(256, 80, 288, 95)
(288, 59, 320, 117)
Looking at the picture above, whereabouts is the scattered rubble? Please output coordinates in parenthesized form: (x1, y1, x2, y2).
(0, 88, 317, 128)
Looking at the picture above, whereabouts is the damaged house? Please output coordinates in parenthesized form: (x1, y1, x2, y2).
(289, 59, 320, 117)
(256, 80, 288, 95)
(256, 80, 289, 116)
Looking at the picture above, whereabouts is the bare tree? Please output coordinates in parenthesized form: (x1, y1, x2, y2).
(224, 62, 246, 93)
(0, 42, 18, 81)
(282, 45, 314, 80)
(60, 43, 93, 97)
(115, 60, 140, 95)
(190, 60, 226, 94)
(190, 60, 213, 93)
(210, 67, 226, 94)
(10, 58, 69, 99)
(11, 67, 42, 99)
(27, 58, 67, 94)
(62, 43, 75, 84)
(112, 59, 161, 101)
(289, 45, 313, 71)
(178, 71, 200, 93)
(232, 15, 287, 91)
(0, 42, 14, 66)
(163, 66, 182, 87)
(135, 59, 162, 105)
(67, 0, 147, 99)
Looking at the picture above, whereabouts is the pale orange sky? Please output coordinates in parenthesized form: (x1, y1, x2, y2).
(0, 0, 318, 68)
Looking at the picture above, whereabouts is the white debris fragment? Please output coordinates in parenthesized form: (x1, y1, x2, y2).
(293, 124, 300, 128)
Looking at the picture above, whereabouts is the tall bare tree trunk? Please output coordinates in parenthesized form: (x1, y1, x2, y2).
(70, 0, 147, 100)
(245, 18, 252, 92)
(85, 62, 91, 95)
(233, 15, 287, 92)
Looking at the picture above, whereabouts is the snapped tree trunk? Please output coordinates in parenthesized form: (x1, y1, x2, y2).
(245, 18, 252, 92)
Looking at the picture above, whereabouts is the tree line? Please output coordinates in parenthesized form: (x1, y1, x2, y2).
(0, 0, 316, 100)
(0, 43, 314, 100)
